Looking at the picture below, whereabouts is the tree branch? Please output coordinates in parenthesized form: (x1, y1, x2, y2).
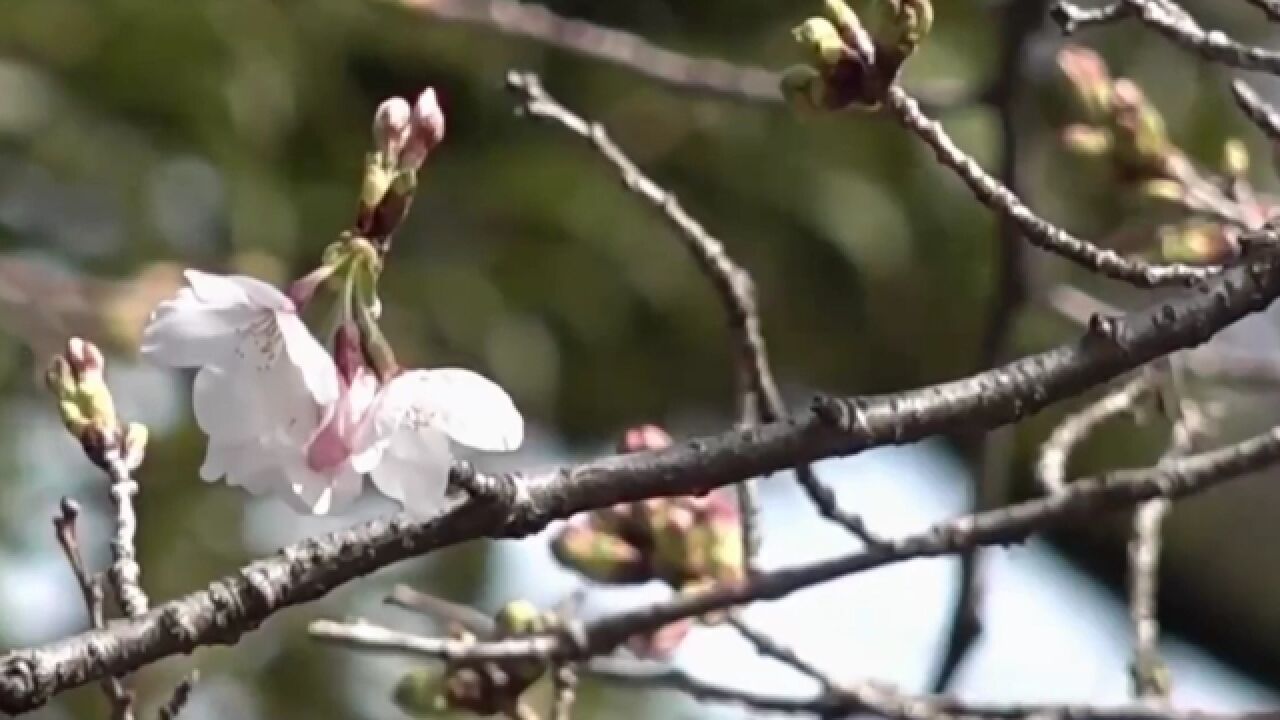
(1241, 0, 1280, 22)
(1037, 374, 1156, 495)
(103, 450, 148, 619)
(934, 0, 1044, 690)
(309, 418, 1280, 685)
(3, 254, 1280, 714)
(52, 499, 135, 720)
(883, 85, 1218, 288)
(1055, 0, 1280, 74)
(1231, 80, 1280, 144)
(1051, 2, 1129, 33)
(389, 0, 779, 104)
(506, 70, 883, 551)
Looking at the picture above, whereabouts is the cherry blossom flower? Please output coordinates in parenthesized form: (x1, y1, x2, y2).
(359, 367, 523, 517)
(141, 269, 345, 510)
(141, 269, 524, 517)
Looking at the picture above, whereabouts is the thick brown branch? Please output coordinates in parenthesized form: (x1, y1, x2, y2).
(3, 256, 1280, 714)
(391, 0, 779, 103)
(310, 420, 1280, 670)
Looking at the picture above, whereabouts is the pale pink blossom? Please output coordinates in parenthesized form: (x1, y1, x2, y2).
(141, 270, 523, 517)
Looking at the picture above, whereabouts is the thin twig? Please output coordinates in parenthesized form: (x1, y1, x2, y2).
(323, 631, 1280, 720)
(1129, 497, 1171, 700)
(935, 0, 1044, 691)
(386, 584, 497, 636)
(505, 70, 885, 555)
(1128, 388, 1200, 701)
(1231, 80, 1280, 144)
(1050, 2, 1129, 33)
(103, 450, 148, 618)
(156, 672, 198, 720)
(1241, 0, 1280, 22)
(726, 613, 834, 691)
(53, 499, 135, 720)
(883, 85, 1219, 287)
(550, 664, 578, 720)
(391, 0, 779, 104)
(1110, 0, 1280, 74)
(1037, 374, 1157, 495)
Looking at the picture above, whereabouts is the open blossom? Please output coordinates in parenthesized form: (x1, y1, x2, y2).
(141, 270, 523, 516)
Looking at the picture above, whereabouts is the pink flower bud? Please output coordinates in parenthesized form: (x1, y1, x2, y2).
(618, 424, 673, 453)
(401, 88, 445, 171)
(414, 88, 445, 150)
(66, 337, 105, 382)
(373, 97, 413, 160)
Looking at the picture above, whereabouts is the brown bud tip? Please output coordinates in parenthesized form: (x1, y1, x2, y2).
(59, 497, 81, 519)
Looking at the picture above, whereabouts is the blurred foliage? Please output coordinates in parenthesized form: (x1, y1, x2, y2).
(3, 0, 1280, 717)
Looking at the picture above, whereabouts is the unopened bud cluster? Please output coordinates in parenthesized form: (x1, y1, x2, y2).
(394, 600, 558, 717)
(550, 424, 745, 657)
(358, 88, 446, 247)
(780, 0, 933, 112)
(1057, 46, 1279, 264)
(45, 338, 147, 470)
(1058, 46, 1175, 180)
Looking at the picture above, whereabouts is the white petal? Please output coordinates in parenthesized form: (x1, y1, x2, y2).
(140, 300, 254, 368)
(350, 443, 384, 475)
(199, 434, 293, 497)
(277, 313, 339, 406)
(369, 428, 452, 517)
(375, 368, 523, 452)
(193, 366, 260, 442)
(185, 270, 292, 311)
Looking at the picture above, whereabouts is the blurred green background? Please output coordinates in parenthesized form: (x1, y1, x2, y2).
(3, 0, 1280, 717)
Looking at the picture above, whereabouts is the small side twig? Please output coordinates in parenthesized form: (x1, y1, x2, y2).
(550, 664, 579, 720)
(103, 449, 148, 619)
(1037, 374, 1158, 495)
(54, 498, 135, 720)
(1231, 80, 1280, 144)
(727, 613, 834, 691)
(1241, 0, 1280, 22)
(1129, 497, 1170, 700)
(1112, 0, 1280, 74)
(392, 0, 779, 104)
(1050, 2, 1129, 33)
(883, 85, 1218, 288)
(934, 0, 1045, 690)
(1128, 384, 1200, 701)
(156, 671, 198, 720)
